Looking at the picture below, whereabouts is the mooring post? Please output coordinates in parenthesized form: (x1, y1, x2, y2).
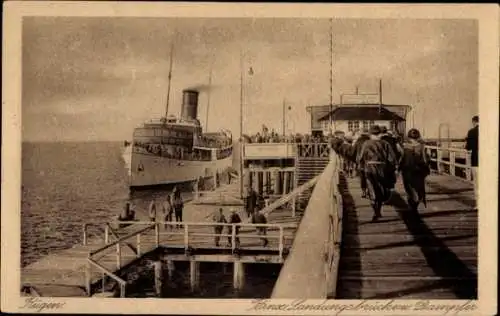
(82, 224, 87, 246)
(231, 224, 236, 252)
(85, 257, 91, 296)
(450, 151, 456, 176)
(136, 233, 141, 257)
(155, 223, 160, 247)
(278, 226, 284, 258)
(184, 224, 189, 251)
(437, 148, 443, 173)
(233, 261, 245, 291)
(154, 260, 163, 297)
(189, 260, 200, 292)
(104, 224, 109, 245)
(116, 242, 121, 270)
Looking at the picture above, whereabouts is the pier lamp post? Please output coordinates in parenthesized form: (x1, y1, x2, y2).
(239, 51, 253, 199)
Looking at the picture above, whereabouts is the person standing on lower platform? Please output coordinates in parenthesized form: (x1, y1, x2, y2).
(212, 208, 227, 247)
(244, 187, 258, 218)
(148, 198, 157, 222)
(356, 125, 398, 222)
(162, 195, 173, 230)
(400, 129, 431, 212)
(465, 115, 479, 209)
(172, 186, 184, 228)
(251, 209, 268, 247)
(227, 209, 242, 248)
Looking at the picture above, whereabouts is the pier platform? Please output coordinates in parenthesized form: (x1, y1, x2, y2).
(336, 173, 477, 299)
(21, 180, 302, 297)
(21, 142, 479, 299)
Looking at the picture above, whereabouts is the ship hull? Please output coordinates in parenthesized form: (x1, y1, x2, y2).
(128, 151, 233, 187)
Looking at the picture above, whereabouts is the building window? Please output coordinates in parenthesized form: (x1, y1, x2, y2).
(369, 121, 375, 128)
(353, 121, 360, 131)
(362, 121, 369, 130)
(348, 121, 360, 132)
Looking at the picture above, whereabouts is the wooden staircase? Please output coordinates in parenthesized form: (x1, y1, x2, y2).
(295, 157, 330, 208)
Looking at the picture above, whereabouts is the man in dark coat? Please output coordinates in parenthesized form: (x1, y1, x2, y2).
(400, 129, 430, 212)
(356, 125, 398, 221)
(227, 209, 242, 247)
(251, 209, 268, 247)
(212, 208, 227, 247)
(244, 187, 258, 218)
(353, 130, 371, 198)
(381, 127, 403, 163)
(465, 115, 479, 208)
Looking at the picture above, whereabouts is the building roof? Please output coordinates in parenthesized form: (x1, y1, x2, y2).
(318, 105, 405, 122)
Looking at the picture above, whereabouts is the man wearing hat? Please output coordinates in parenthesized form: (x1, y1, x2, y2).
(353, 129, 371, 198)
(227, 209, 242, 248)
(399, 128, 430, 212)
(356, 125, 398, 221)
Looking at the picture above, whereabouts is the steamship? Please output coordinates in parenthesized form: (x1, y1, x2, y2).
(127, 89, 233, 187)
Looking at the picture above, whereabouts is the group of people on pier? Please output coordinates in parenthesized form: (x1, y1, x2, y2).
(332, 125, 430, 222)
(211, 186, 269, 248)
(245, 125, 329, 144)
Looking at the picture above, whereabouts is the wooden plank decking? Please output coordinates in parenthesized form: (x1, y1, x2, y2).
(336, 173, 478, 299)
(21, 182, 302, 297)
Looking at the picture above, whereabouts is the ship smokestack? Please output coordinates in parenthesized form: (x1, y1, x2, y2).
(181, 89, 199, 121)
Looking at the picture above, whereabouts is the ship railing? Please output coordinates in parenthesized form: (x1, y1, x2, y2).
(84, 220, 296, 297)
(424, 145, 473, 181)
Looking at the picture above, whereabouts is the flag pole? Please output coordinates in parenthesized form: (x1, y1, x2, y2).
(239, 49, 244, 199)
(329, 18, 334, 135)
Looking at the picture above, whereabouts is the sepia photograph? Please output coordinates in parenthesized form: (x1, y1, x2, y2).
(2, 2, 498, 315)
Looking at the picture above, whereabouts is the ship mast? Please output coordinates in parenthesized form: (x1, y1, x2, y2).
(165, 42, 174, 118)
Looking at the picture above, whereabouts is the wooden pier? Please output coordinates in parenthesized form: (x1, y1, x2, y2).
(21, 142, 478, 299)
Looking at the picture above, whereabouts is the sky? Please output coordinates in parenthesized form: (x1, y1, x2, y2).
(22, 17, 478, 141)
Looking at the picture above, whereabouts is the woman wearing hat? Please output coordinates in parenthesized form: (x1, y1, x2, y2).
(399, 128, 430, 212)
(356, 125, 398, 221)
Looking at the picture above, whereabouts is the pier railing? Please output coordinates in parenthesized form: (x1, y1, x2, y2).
(84, 220, 296, 297)
(296, 142, 330, 159)
(242, 142, 331, 160)
(272, 151, 343, 298)
(425, 145, 473, 181)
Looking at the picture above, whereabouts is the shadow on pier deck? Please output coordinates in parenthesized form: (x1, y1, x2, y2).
(335, 173, 477, 299)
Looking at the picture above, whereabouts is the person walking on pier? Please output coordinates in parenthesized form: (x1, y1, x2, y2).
(172, 187, 184, 228)
(227, 209, 242, 248)
(353, 129, 371, 198)
(251, 209, 269, 247)
(356, 125, 398, 222)
(148, 198, 157, 222)
(400, 128, 430, 212)
(162, 195, 174, 230)
(465, 115, 479, 209)
(212, 208, 227, 247)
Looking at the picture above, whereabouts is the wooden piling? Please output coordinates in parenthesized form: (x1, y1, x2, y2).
(154, 261, 163, 297)
(233, 261, 245, 291)
(189, 261, 200, 292)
